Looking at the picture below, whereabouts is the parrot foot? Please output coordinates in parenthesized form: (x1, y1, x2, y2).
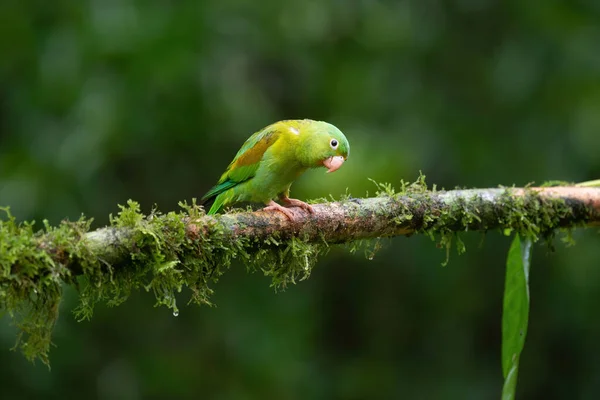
(263, 198, 314, 221)
(280, 197, 315, 214)
(263, 201, 297, 221)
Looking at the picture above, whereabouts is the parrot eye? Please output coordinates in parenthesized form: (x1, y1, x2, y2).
(330, 139, 339, 149)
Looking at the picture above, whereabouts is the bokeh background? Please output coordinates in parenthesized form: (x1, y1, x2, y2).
(1, 0, 600, 399)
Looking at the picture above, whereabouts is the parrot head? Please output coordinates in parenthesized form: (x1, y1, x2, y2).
(294, 120, 350, 173)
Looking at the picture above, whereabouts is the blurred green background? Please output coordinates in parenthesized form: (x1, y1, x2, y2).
(1, 0, 600, 398)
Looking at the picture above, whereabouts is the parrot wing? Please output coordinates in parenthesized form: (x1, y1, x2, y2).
(201, 126, 281, 209)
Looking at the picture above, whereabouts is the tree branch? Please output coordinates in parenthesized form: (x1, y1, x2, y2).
(1, 185, 599, 364)
(191, 186, 600, 243)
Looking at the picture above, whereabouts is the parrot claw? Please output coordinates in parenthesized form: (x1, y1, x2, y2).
(263, 198, 315, 221)
(263, 201, 297, 221)
(281, 197, 315, 214)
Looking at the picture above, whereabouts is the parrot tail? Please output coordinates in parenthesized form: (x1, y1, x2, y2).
(199, 195, 217, 214)
(200, 182, 237, 215)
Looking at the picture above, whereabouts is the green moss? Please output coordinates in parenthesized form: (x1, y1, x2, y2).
(540, 180, 573, 187)
(76, 199, 233, 321)
(345, 238, 385, 261)
(1, 199, 244, 363)
(0, 207, 93, 366)
(245, 234, 327, 289)
(368, 178, 397, 197)
(495, 188, 573, 243)
(361, 174, 580, 266)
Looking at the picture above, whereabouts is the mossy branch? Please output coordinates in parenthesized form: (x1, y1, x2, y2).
(1, 182, 600, 365)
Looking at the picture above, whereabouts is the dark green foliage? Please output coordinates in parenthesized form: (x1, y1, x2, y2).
(2, 0, 600, 396)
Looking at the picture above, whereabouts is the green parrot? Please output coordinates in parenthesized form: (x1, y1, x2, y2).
(201, 119, 350, 221)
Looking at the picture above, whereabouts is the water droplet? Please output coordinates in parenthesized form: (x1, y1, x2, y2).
(173, 310, 179, 317)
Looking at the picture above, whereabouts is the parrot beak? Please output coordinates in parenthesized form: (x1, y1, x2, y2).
(323, 156, 346, 173)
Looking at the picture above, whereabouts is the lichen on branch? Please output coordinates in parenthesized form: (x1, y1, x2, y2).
(1, 177, 599, 365)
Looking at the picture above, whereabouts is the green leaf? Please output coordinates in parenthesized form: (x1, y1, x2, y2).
(501, 234, 532, 400)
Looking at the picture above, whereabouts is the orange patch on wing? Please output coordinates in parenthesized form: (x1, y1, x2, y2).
(233, 130, 277, 167)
